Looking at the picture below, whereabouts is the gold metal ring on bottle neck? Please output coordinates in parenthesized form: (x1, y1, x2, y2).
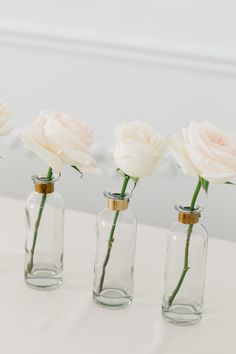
(178, 211, 200, 224)
(35, 183, 54, 194)
(107, 198, 128, 211)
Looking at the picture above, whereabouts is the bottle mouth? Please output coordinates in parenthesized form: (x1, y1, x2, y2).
(32, 174, 60, 185)
(175, 203, 203, 214)
(103, 191, 132, 201)
(104, 191, 131, 211)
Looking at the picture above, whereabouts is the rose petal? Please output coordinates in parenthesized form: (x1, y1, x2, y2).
(114, 121, 165, 177)
(168, 135, 199, 176)
(60, 148, 100, 174)
(114, 154, 161, 177)
(21, 132, 63, 173)
(0, 123, 13, 136)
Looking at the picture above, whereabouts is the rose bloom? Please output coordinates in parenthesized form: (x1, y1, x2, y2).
(0, 101, 12, 136)
(169, 121, 236, 183)
(113, 121, 165, 178)
(21, 111, 99, 174)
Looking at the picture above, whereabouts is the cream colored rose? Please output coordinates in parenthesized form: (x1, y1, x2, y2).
(169, 121, 236, 183)
(21, 111, 100, 174)
(113, 121, 165, 178)
(0, 101, 12, 136)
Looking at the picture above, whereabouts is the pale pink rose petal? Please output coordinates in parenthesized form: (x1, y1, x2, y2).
(61, 148, 100, 174)
(114, 139, 163, 157)
(173, 121, 236, 183)
(0, 101, 11, 123)
(201, 171, 236, 184)
(114, 154, 161, 178)
(186, 143, 233, 174)
(187, 122, 219, 161)
(187, 122, 236, 174)
(0, 123, 13, 136)
(0, 113, 11, 127)
(44, 123, 89, 153)
(168, 135, 199, 176)
(51, 112, 95, 148)
(115, 121, 156, 143)
(22, 111, 99, 174)
(209, 145, 236, 169)
(114, 120, 165, 177)
(0, 101, 12, 136)
(21, 133, 63, 173)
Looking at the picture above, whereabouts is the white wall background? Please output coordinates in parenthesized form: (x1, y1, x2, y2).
(0, 1, 236, 241)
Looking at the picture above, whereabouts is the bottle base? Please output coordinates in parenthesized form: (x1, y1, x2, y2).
(162, 303, 202, 326)
(93, 288, 132, 309)
(25, 266, 63, 290)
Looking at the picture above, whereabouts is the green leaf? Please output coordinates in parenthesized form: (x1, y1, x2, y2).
(71, 165, 83, 178)
(200, 177, 209, 195)
(225, 181, 236, 185)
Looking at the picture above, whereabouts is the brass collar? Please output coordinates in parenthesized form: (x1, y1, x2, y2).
(178, 211, 200, 224)
(107, 198, 128, 211)
(104, 192, 131, 211)
(35, 182, 54, 194)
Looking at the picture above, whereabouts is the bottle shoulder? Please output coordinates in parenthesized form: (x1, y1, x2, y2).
(168, 221, 208, 238)
(97, 207, 136, 223)
(26, 191, 64, 208)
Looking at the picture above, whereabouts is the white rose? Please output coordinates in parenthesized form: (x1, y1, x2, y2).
(21, 111, 100, 174)
(0, 101, 12, 136)
(169, 121, 236, 183)
(113, 121, 166, 178)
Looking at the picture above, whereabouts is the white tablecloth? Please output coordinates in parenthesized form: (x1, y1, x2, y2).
(0, 196, 235, 354)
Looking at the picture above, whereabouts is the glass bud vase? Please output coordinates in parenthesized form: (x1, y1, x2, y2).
(93, 192, 137, 309)
(24, 175, 64, 290)
(162, 204, 208, 325)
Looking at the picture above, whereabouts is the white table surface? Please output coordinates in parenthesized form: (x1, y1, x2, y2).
(0, 195, 235, 354)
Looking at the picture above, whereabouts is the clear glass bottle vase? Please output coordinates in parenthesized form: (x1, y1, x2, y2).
(24, 175, 64, 290)
(162, 204, 208, 325)
(93, 192, 137, 309)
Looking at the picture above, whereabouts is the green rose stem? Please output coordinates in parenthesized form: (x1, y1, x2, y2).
(98, 174, 131, 293)
(168, 177, 202, 306)
(27, 167, 53, 273)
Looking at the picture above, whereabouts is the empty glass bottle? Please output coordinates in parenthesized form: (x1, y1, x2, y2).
(93, 192, 137, 308)
(162, 204, 208, 325)
(24, 175, 64, 290)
